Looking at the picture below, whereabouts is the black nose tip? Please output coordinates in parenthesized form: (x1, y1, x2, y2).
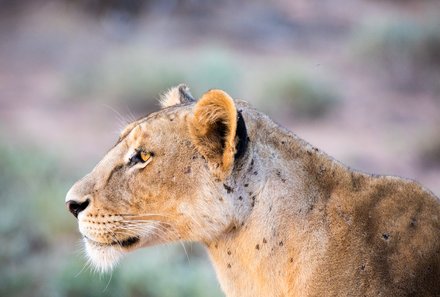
(66, 199, 90, 218)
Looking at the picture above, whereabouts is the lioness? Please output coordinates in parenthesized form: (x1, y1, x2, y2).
(66, 85, 440, 297)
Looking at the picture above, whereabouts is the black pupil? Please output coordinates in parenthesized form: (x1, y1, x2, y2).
(130, 151, 145, 165)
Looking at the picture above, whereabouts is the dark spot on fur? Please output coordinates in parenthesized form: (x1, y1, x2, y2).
(281, 141, 285, 145)
(192, 155, 197, 160)
(307, 151, 312, 156)
(184, 166, 191, 174)
(256, 244, 260, 250)
(251, 196, 256, 207)
(223, 184, 233, 193)
(269, 205, 272, 212)
(227, 263, 231, 268)
(279, 241, 284, 246)
(253, 171, 258, 175)
(244, 183, 249, 187)
(251, 159, 254, 166)
(219, 197, 223, 201)
(410, 218, 417, 227)
(382, 233, 390, 240)
(313, 147, 319, 152)
(227, 250, 231, 255)
(290, 258, 294, 263)
(263, 238, 267, 244)
(238, 196, 243, 201)
(281, 178, 286, 183)
(361, 264, 366, 271)
(276, 170, 281, 177)
(215, 244, 218, 249)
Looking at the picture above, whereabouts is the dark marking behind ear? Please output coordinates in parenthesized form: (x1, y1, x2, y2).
(234, 111, 248, 161)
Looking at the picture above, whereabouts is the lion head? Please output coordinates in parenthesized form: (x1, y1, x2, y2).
(65, 85, 252, 271)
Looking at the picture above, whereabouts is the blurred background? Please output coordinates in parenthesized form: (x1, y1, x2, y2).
(0, 0, 439, 296)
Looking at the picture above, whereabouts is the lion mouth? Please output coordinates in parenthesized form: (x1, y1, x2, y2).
(85, 236, 140, 248)
(119, 236, 140, 247)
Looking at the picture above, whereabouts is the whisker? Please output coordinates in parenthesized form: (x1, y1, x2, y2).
(99, 219, 192, 265)
(102, 224, 125, 250)
(130, 222, 190, 263)
(75, 260, 90, 278)
(103, 269, 113, 292)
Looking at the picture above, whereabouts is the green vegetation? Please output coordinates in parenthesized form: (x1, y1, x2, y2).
(352, 17, 440, 92)
(65, 46, 338, 120)
(257, 69, 340, 119)
(65, 47, 243, 109)
(0, 140, 71, 297)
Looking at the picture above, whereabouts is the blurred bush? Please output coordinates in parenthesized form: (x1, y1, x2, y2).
(186, 48, 242, 99)
(65, 47, 242, 111)
(66, 51, 186, 110)
(352, 17, 440, 92)
(256, 69, 340, 120)
(0, 140, 73, 297)
(64, 45, 338, 121)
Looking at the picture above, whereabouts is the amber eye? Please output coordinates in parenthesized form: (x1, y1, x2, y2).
(129, 150, 153, 166)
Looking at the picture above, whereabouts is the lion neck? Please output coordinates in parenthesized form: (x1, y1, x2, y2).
(205, 110, 342, 297)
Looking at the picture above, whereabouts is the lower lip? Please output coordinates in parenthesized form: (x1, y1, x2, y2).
(119, 236, 140, 247)
(85, 236, 140, 248)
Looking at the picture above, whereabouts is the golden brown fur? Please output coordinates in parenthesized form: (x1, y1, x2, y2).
(66, 85, 440, 296)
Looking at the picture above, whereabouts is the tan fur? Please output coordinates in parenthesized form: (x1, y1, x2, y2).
(66, 86, 440, 296)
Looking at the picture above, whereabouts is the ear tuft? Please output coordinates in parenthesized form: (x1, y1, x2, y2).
(160, 84, 195, 108)
(189, 89, 238, 179)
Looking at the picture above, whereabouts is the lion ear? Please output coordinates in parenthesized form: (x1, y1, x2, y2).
(188, 89, 238, 180)
(160, 84, 195, 108)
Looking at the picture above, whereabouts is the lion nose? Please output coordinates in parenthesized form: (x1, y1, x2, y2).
(66, 198, 90, 218)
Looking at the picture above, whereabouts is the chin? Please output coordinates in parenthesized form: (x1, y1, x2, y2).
(84, 236, 140, 273)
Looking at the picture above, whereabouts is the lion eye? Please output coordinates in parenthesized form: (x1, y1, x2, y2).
(129, 150, 153, 166)
(140, 151, 151, 162)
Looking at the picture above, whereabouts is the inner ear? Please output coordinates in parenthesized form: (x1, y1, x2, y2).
(189, 89, 238, 179)
(206, 119, 228, 154)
